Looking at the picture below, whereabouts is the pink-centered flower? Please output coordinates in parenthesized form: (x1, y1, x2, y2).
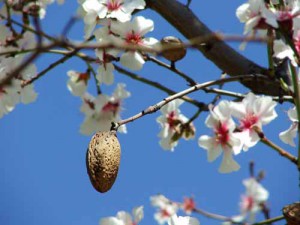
(198, 101, 243, 173)
(157, 99, 195, 151)
(236, 0, 278, 34)
(80, 83, 130, 134)
(110, 16, 158, 70)
(231, 92, 277, 151)
(240, 178, 269, 215)
(150, 195, 179, 225)
(82, 0, 145, 23)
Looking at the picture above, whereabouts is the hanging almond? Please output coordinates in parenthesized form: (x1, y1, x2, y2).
(86, 131, 121, 193)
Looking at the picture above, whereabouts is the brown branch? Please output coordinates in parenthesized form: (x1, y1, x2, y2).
(114, 64, 204, 108)
(0, 42, 57, 88)
(254, 128, 298, 165)
(145, 0, 284, 96)
(146, 55, 197, 85)
(22, 48, 80, 86)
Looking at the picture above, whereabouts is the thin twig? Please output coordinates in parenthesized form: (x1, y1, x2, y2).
(147, 56, 197, 85)
(255, 128, 298, 165)
(115, 74, 262, 129)
(0, 13, 56, 41)
(0, 42, 57, 88)
(22, 48, 80, 86)
(87, 63, 101, 95)
(251, 215, 284, 225)
(114, 64, 205, 108)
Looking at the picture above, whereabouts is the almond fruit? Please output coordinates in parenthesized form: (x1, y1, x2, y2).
(161, 36, 187, 62)
(86, 131, 121, 193)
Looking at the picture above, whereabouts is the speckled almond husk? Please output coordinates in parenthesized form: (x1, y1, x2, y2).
(86, 131, 121, 193)
(283, 202, 300, 225)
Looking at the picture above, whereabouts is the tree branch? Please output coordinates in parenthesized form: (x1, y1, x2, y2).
(145, 0, 284, 96)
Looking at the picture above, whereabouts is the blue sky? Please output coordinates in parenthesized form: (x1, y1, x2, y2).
(0, 1, 298, 225)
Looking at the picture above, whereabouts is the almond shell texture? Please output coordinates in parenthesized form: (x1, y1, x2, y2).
(86, 131, 121, 193)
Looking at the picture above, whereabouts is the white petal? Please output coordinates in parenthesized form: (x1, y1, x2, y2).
(117, 211, 132, 225)
(231, 101, 247, 119)
(97, 63, 115, 85)
(100, 217, 123, 225)
(219, 148, 240, 173)
(131, 16, 154, 36)
(279, 123, 298, 146)
(236, 3, 250, 23)
(67, 80, 87, 97)
(120, 52, 145, 70)
(109, 10, 131, 22)
(20, 84, 38, 104)
(288, 107, 298, 122)
(113, 83, 131, 99)
(253, 96, 277, 124)
(198, 135, 222, 162)
(132, 206, 144, 223)
(168, 215, 200, 225)
(110, 20, 130, 38)
(80, 116, 99, 135)
(123, 0, 145, 12)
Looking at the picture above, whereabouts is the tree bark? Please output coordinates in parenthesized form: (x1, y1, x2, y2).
(146, 0, 284, 96)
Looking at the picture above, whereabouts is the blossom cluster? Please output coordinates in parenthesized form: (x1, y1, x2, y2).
(78, 0, 158, 81)
(150, 195, 197, 224)
(99, 202, 200, 225)
(66, 70, 131, 134)
(199, 93, 278, 173)
(0, 25, 38, 118)
(65, 0, 162, 134)
(236, 0, 300, 66)
(156, 99, 196, 151)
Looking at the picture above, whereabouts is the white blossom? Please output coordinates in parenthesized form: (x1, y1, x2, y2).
(80, 83, 130, 135)
(240, 178, 269, 215)
(231, 92, 277, 151)
(150, 195, 179, 225)
(110, 16, 158, 70)
(198, 101, 243, 173)
(236, 0, 278, 34)
(156, 99, 195, 151)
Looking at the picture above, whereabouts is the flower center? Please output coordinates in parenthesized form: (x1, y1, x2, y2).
(241, 113, 258, 130)
(215, 122, 230, 145)
(78, 72, 89, 81)
(106, 0, 122, 11)
(277, 9, 293, 21)
(126, 31, 142, 45)
(167, 111, 178, 129)
(244, 196, 254, 211)
(183, 197, 195, 213)
(102, 101, 120, 115)
(160, 209, 171, 218)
